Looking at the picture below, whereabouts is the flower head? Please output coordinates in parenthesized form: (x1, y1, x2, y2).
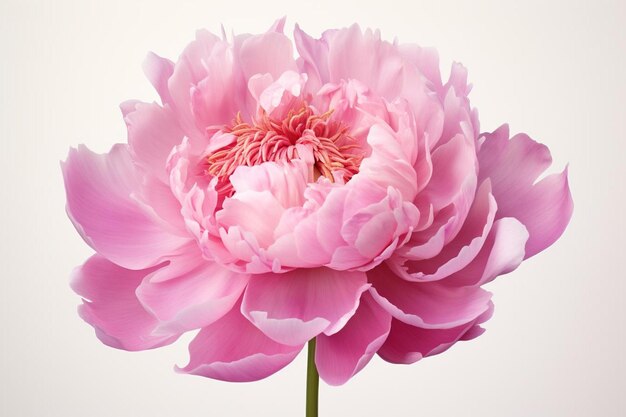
(63, 19, 573, 385)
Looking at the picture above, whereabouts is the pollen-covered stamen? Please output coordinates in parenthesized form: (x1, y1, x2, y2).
(206, 105, 362, 196)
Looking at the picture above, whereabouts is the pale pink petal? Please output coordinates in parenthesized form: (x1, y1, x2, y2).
(136, 245, 249, 334)
(315, 292, 392, 385)
(327, 25, 404, 100)
(478, 126, 573, 258)
(238, 31, 297, 80)
(358, 124, 418, 201)
(71, 255, 180, 351)
(190, 41, 244, 130)
(415, 133, 477, 213)
(124, 102, 184, 184)
(257, 70, 308, 115)
(167, 30, 223, 138)
(378, 302, 493, 364)
(293, 23, 330, 93)
(368, 263, 492, 329)
(176, 300, 302, 382)
(62, 145, 188, 269)
(241, 268, 370, 346)
(142, 52, 174, 105)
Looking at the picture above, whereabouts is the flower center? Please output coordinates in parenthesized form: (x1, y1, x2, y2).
(206, 105, 362, 196)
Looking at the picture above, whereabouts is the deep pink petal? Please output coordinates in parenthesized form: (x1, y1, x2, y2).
(62, 145, 188, 269)
(315, 292, 391, 385)
(378, 302, 494, 364)
(368, 263, 492, 329)
(241, 268, 370, 346)
(176, 299, 302, 382)
(71, 255, 179, 351)
(478, 125, 573, 258)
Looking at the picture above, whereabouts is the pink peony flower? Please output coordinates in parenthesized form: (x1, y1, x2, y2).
(63, 19, 573, 386)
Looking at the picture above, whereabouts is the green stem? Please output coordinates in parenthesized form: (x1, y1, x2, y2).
(306, 338, 319, 417)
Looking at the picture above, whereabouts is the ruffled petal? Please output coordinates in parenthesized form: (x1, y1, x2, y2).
(241, 268, 370, 346)
(394, 180, 496, 281)
(358, 124, 418, 201)
(70, 255, 179, 351)
(176, 299, 302, 382)
(142, 52, 174, 106)
(446, 217, 529, 287)
(378, 302, 494, 364)
(326, 25, 404, 100)
(124, 102, 184, 184)
(62, 145, 188, 269)
(368, 263, 492, 329)
(136, 243, 249, 334)
(238, 30, 298, 80)
(478, 125, 573, 258)
(315, 292, 391, 385)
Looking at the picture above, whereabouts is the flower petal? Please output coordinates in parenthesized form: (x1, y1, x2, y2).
(478, 125, 573, 258)
(241, 268, 370, 346)
(395, 180, 496, 281)
(378, 302, 494, 364)
(315, 292, 391, 385)
(176, 299, 302, 382)
(70, 255, 179, 351)
(358, 124, 418, 201)
(238, 31, 297, 80)
(446, 217, 529, 287)
(369, 263, 492, 329)
(125, 102, 184, 184)
(136, 244, 249, 334)
(62, 144, 188, 269)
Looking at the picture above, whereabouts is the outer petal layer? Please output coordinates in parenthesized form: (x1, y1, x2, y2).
(176, 299, 302, 382)
(62, 145, 188, 269)
(71, 255, 179, 351)
(378, 302, 494, 364)
(315, 291, 392, 385)
(478, 125, 573, 258)
(241, 268, 370, 346)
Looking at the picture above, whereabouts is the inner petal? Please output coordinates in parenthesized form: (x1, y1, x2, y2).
(205, 105, 363, 196)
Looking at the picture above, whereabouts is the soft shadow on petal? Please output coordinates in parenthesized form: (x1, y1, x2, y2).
(241, 268, 370, 346)
(125, 102, 184, 184)
(71, 255, 180, 351)
(378, 302, 494, 364)
(478, 125, 573, 258)
(136, 243, 249, 334)
(396, 180, 496, 282)
(445, 217, 529, 287)
(176, 298, 302, 382)
(62, 144, 188, 270)
(369, 263, 492, 329)
(315, 291, 391, 385)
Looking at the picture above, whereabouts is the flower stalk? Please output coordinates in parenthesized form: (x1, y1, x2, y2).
(306, 338, 319, 417)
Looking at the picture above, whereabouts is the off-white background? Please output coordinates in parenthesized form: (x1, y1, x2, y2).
(1, 0, 624, 416)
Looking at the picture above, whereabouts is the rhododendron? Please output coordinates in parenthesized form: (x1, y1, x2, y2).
(63, 18, 572, 415)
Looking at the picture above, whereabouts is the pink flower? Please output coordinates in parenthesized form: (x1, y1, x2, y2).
(63, 19, 573, 386)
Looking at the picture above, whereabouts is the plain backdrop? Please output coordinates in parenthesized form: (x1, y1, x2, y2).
(1, 0, 624, 416)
